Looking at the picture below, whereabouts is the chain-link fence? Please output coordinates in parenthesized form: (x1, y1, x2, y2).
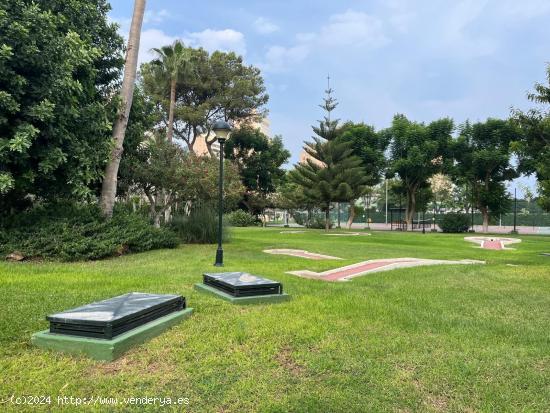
(265, 202, 550, 234)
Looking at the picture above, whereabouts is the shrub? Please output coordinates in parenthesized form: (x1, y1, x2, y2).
(290, 211, 333, 229)
(0, 203, 178, 261)
(306, 214, 333, 229)
(225, 210, 258, 227)
(292, 212, 306, 226)
(439, 213, 471, 233)
(170, 206, 230, 244)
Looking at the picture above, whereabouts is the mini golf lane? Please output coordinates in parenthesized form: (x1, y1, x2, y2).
(464, 237, 521, 250)
(264, 249, 342, 260)
(287, 257, 485, 282)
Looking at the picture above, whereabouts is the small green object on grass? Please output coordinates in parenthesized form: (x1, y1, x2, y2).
(194, 283, 290, 305)
(31, 308, 193, 362)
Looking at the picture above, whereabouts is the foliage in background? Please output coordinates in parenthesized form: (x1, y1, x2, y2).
(452, 119, 518, 232)
(170, 205, 229, 244)
(428, 174, 455, 213)
(512, 64, 550, 211)
(292, 211, 333, 229)
(439, 212, 471, 233)
(337, 122, 389, 226)
(290, 86, 367, 230)
(149, 40, 192, 143)
(0, 203, 178, 261)
(141, 47, 269, 155)
(225, 210, 258, 227)
(385, 115, 454, 227)
(224, 127, 290, 214)
(0, 0, 123, 210)
(121, 134, 244, 226)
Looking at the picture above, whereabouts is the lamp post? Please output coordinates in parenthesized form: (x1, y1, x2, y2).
(213, 120, 232, 267)
(512, 188, 518, 234)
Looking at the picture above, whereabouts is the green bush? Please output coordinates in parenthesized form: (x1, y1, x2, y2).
(291, 212, 332, 229)
(439, 213, 471, 233)
(170, 206, 229, 244)
(225, 210, 258, 227)
(1, 203, 178, 261)
(306, 214, 333, 229)
(292, 212, 306, 226)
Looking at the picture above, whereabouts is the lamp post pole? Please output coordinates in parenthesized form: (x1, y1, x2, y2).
(512, 188, 518, 234)
(215, 137, 226, 267)
(471, 184, 475, 233)
(212, 121, 232, 267)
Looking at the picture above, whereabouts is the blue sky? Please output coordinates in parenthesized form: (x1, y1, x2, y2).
(109, 0, 550, 195)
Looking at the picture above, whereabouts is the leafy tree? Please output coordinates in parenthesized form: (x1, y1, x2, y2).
(117, 85, 161, 198)
(224, 127, 290, 214)
(142, 47, 268, 155)
(386, 115, 453, 228)
(290, 85, 367, 231)
(149, 40, 192, 142)
(337, 122, 389, 226)
(428, 173, 454, 213)
(0, 0, 124, 211)
(100, 0, 146, 217)
(452, 119, 519, 233)
(512, 64, 550, 211)
(122, 135, 243, 226)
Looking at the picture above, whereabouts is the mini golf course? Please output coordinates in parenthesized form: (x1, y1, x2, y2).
(323, 232, 371, 236)
(287, 257, 485, 282)
(264, 249, 342, 260)
(1, 228, 549, 412)
(464, 236, 522, 250)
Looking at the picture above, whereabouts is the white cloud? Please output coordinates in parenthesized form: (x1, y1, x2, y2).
(260, 44, 310, 73)
(254, 17, 280, 35)
(259, 10, 389, 72)
(144, 9, 170, 24)
(109, 16, 131, 34)
(138, 29, 177, 64)
(185, 29, 246, 56)
(319, 10, 389, 48)
(127, 28, 247, 65)
(438, 0, 497, 58)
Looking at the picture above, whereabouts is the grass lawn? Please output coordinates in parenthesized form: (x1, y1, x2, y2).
(0, 228, 549, 412)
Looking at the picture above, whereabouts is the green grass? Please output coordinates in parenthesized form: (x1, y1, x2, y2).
(0, 228, 549, 412)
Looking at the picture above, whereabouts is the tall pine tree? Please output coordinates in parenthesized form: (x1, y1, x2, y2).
(290, 79, 367, 231)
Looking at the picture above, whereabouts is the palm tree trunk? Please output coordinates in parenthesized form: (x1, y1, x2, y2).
(99, 0, 146, 218)
(167, 78, 176, 142)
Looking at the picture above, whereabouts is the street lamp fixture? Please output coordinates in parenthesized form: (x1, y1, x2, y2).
(213, 120, 232, 267)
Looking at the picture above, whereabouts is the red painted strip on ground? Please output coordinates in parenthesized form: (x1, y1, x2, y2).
(321, 260, 418, 281)
(482, 241, 503, 250)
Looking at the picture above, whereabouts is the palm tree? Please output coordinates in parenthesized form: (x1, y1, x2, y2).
(100, 0, 146, 218)
(151, 40, 192, 142)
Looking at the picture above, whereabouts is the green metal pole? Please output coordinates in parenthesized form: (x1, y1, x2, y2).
(214, 139, 225, 267)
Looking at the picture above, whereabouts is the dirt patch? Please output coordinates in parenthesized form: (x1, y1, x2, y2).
(90, 353, 167, 376)
(275, 346, 305, 377)
(424, 394, 449, 412)
(91, 357, 135, 375)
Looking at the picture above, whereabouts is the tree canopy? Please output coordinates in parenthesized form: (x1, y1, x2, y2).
(0, 0, 123, 211)
(452, 119, 519, 232)
(512, 64, 550, 211)
(289, 86, 367, 230)
(224, 126, 290, 214)
(385, 115, 453, 226)
(141, 47, 268, 155)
